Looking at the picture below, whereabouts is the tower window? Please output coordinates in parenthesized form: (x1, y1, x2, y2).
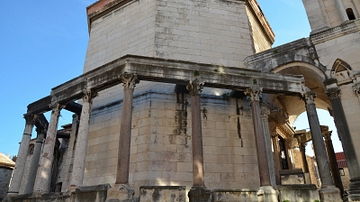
(346, 8, 356, 20)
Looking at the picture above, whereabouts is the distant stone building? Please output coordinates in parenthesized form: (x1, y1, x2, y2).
(0, 153, 15, 201)
(4, 0, 360, 201)
(337, 152, 351, 193)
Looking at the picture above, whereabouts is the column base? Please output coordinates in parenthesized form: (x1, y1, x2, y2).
(349, 177, 360, 201)
(188, 186, 211, 202)
(106, 184, 134, 202)
(257, 186, 278, 202)
(319, 186, 342, 202)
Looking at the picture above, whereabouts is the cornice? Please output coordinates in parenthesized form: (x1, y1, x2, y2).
(246, 0, 275, 44)
(310, 19, 360, 45)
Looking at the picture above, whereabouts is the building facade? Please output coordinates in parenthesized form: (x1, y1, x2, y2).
(4, 0, 360, 201)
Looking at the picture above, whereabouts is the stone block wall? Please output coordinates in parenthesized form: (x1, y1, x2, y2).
(314, 31, 360, 162)
(83, 85, 260, 199)
(0, 167, 13, 200)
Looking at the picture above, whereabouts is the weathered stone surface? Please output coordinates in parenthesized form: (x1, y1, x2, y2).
(106, 184, 134, 202)
(139, 186, 186, 202)
(278, 184, 320, 202)
(212, 189, 258, 202)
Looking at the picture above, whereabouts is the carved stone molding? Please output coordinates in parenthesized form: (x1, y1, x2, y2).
(245, 86, 263, 101)
(82, 89, 98, 103)
(326, 87, 341, 100)
(303, 91, 316, 104)
(24, 113, 37, 125)
(120, 73, 139, 89)
(353, 82, 360, 97)
(186, 79, 204, 96)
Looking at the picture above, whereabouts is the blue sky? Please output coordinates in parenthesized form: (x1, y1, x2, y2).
(0, 0, 342, 157)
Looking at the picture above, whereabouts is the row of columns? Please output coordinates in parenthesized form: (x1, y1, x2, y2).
(9, 75, 359, 201)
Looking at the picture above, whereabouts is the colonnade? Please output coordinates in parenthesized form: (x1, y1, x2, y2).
(8, 75, 360, 201)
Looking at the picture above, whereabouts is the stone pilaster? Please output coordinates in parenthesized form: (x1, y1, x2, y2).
(33, 104, 62, 193)
(303, 91, 341, 201)
(24, 128, 45, 194)
(70, 90, 97, 188)
(108, 73, 138, 202)
(245, 87, 278, 201)
(326, 83, 360, 200)
(334, 0, 348, 22)
(7, 113, 36, 195)
(261, 106, 277, 186)
(322, 129, 344, 197)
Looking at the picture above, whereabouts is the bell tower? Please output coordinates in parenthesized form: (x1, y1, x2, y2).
(302, 0, 359, 32)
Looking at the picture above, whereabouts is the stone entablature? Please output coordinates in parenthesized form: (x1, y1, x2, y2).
(27, 55, 305, 115)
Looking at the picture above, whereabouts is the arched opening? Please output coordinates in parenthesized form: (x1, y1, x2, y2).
(346, 8, 356, 20)
(331, 59, 353, 85)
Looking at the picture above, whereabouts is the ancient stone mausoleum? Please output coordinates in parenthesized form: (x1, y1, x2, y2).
(4, 0, 360, 201)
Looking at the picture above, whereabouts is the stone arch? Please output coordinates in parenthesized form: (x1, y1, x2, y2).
(271, 61, 330, 124)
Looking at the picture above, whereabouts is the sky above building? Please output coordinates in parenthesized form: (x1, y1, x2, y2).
(0, 0, 342, 157)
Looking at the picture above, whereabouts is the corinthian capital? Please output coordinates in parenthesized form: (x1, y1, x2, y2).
(186, 79, 204, 96)
(303, 91, 316, 104)
(326, 87, 341, 100)
(23, 113, 37, 125)
(120, 73, 139, 89)
(245, 86, 262, 101)
(82, 89, 98, 103)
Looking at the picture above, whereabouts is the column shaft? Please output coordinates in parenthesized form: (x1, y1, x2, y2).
(261, 107, 277, 186)
(326, 86, 360, 195)
(8, 114, 35, 194)
(33, 105, 61, 193)
(304, 92, 334, 187)
(187, 80, 205, 187)
(24, 131, 45, 194)
(299, 143, 309, 173)
(323, 131, 344, 197)
(191, 94, 205, 187)
(245, 88, 271, 186)
(116, 74, 137, 184)
(70, 90, 96, 188)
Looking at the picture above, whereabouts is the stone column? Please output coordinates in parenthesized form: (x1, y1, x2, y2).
(24, 128, 45, 194)
(8, 114, 36, 195)
(70, 90, 97, 188)
(245, 87, 278, 202)
(107, 73, 138, 202)
(260, 106, 277, 186)
(322, 129, 344, 197)
(303, 91, 342, 201)
(326, 83, 360, 199)
(33, 104, 61, 193)
(299, 142, 309, 173)
(334, 0, 348, 22)
(186, 79, 211, 202)
(271, 134, 281, 185)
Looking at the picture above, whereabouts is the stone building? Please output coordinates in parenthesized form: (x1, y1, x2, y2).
(4, 0, 360, 201)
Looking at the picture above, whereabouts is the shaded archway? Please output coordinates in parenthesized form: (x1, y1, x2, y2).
(272, 61, 330, 124)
